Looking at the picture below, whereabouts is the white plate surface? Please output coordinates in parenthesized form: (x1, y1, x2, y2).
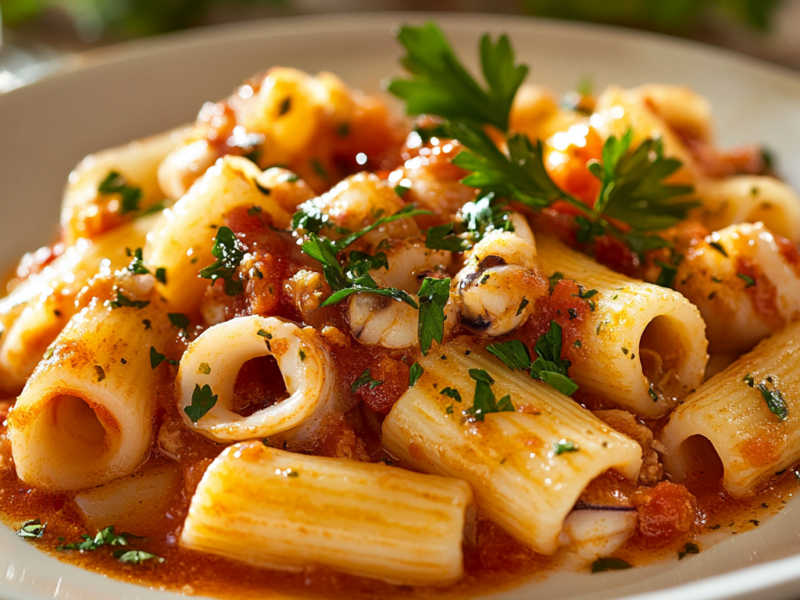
(2, 12, 800, 600)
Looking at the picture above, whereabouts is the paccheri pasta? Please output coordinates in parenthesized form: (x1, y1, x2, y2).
(2, 21, 800, 599)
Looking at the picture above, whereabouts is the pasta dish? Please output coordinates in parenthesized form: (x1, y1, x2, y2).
(2, 21, 800, 598)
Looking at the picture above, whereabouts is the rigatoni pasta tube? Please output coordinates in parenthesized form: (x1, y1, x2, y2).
(674, 222, 800, 354)
(0, 215, 155, 394)
(660, 320, 800, 497)
(7, 292, 172, 490)
(61, 128, 183, 244)
(176, 315, 336, 443)
(534, 234, 708, 418)
(381, 340, 642, 556)
(144, 156, 313, 313)
(181, 442, 472, 585)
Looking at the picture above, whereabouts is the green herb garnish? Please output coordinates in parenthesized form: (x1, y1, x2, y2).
(184, 384, 218, 422)
(352, 368, 383, 393)
(199, 226, 245, 296)
(417, 277, 451, 356)
(409, 362, 424, 387)
(466, 368, 514, 421)
(17, 519, 46, 539)
(98, 170, 143, 215)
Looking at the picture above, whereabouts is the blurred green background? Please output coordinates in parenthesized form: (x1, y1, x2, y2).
(0, 0, 785, 40)
(0, 0, 797, 93)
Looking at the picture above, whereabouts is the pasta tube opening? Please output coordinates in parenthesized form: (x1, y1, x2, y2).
(177, 315, 335, 443)
(660, 320, 800, 496)
(8, 290, 172, 490)
(44, 394, 114, 462)
(639, 315, 693, 404)
(534, 233, 708, 418)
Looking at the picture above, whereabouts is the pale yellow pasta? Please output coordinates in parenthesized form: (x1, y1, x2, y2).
(7, 288, 173, 490)
(590, 85, 701, 178)
(144, 156, 313, 313)
(61, 128, 184, 244)
(381, 339, 642, 556)
(158, 69, 354, 198)
(674, 222, 800, 354)
(181, 442, 473, 585)
(0, 215, 156, 394)
(661, 320, 800, 497)
(694, 176, 800, 243)
(176, 315, 336, 443)
(535, 234, 708, 418)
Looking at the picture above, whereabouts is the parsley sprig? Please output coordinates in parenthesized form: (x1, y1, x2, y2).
(389, 23, 699, 251)
(200, 226, 245, 296)
(388, 23, 527, 132)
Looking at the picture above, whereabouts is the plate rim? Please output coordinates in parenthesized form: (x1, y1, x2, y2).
(3, 11, 800, 600)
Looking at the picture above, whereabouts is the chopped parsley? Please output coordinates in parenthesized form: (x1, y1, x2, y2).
(548, 272, 565, 290)
(553, 439, 579, 455)
(466, 368, 514, 421)
(94, 365, 106, 382)
(198, 362, 211, 375)
(58, 526, 135, 552)
(108, 290, 150, 310)
(150, 347, 179, 369)
(168, 313, 190, 330)
(257, 329, 272, 339)
(486, 322, 578, 395)
(409, 362, 424, 387)
(352, 368, 383, 393)
(487, 339, 532, 371)
(115, 550, 165, 564)
(425, 222, 472, 252)
(708, 240, 728, 257)
(394, 183, 411, 198)
(199, 226, 246, 296)
(440, 387, 463, 403)
(126, 248, 150, 275)
(743, 373, 789, 421)
(655, 260, 678, 288)
(530, 321, 578, 395)
(678, 542, 700, 560)
(311, 158, 328, 179)
(155, 267, 167, 284)
(294, 205, 429, 309)
(417, 277, 451, 356)
(516, 297, 529, 316)
(98, 170, 142, 215)
(737, 273, 756, 287)
(184, 384, 218, 422)
(17, 519, 46, 539)
(591, 557, 632, 573)
(278, 96, 292, 116)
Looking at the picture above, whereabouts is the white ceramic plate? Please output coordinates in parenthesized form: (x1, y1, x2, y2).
(3, 12, 800, 600)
